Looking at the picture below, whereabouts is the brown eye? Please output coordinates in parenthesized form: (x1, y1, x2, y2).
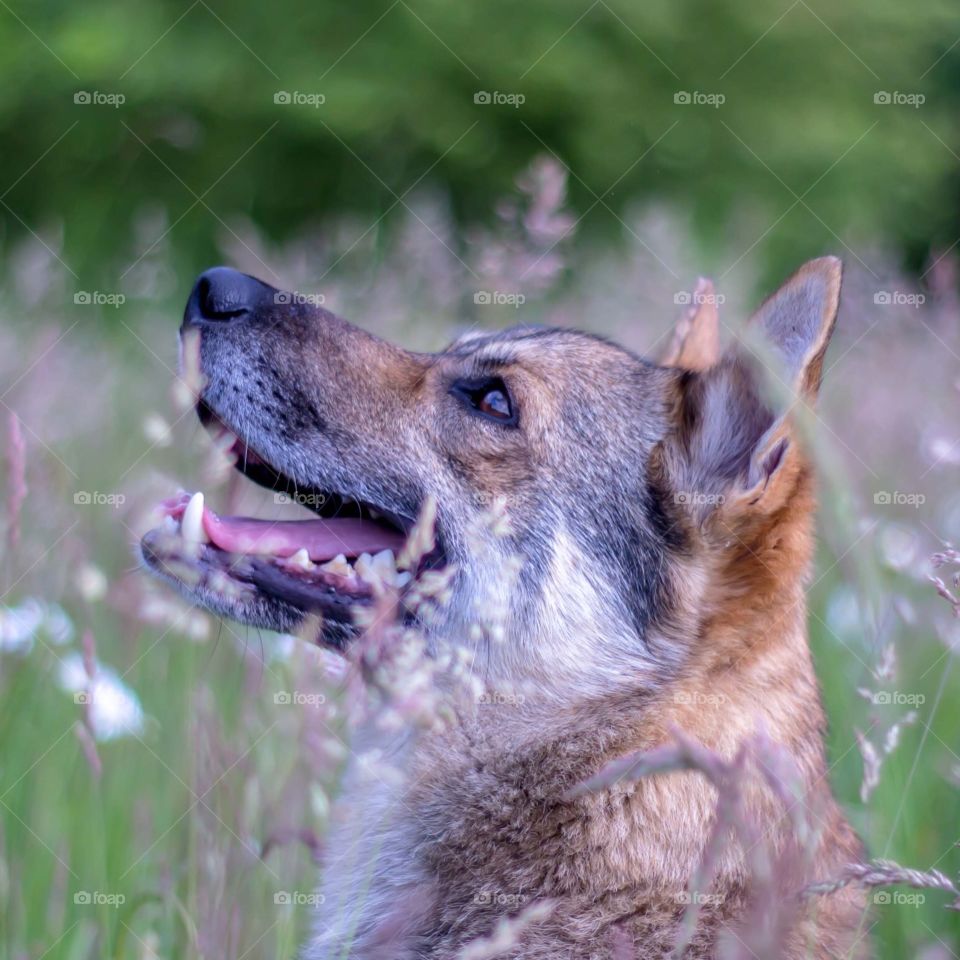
(451, 377, 517, 426)
(478, 388, 510, 419)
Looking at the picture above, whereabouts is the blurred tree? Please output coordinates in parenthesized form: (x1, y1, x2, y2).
(0, 0, 957, 287)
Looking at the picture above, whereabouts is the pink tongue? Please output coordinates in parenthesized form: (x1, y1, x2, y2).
(163, 496, 405, 562)
(205, 512, 405, 562)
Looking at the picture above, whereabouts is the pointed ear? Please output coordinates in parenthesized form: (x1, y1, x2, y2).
(747, 256, 841, 400)
(672, 258, 842, 519)
(661, 278, 721, 372)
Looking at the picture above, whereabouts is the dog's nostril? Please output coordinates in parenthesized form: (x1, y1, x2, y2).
(186, 266, 280, 325)
(197, 269, 251, 321)
(199, 280, 245, 320)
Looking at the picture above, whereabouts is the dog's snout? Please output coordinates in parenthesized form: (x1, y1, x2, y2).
(184, 266, 279, 325)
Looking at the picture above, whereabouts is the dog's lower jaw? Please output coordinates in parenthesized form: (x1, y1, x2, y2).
(139, 532, 360, 648)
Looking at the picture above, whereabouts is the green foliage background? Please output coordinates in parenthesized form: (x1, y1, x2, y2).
(1, 0, 959, 284)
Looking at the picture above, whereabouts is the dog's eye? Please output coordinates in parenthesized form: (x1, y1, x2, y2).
(451, 377, 516, 425)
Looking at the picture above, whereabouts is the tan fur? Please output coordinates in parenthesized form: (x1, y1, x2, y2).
(306, 260, 867, 958)
(145, 258, 869, 958)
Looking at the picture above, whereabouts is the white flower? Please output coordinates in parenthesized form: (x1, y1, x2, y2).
(57, 652, 146, 741)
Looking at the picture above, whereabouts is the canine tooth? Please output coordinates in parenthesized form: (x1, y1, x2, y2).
(288, 548, 313, 570)
(181, 491, 208, 545)
(394, 571, 413, 588)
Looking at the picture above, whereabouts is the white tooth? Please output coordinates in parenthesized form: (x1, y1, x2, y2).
(320, 554, 353, 577)
(181, 491, 208, 545)
(162, 515, 179, 534)
(371, 550, 396, 584)
(288, 548, 313, 570)
(354, 552, 375, 579)
(394, 571, 412, 588)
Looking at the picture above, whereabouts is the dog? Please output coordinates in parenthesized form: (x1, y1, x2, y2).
(141, 257, 868, 958)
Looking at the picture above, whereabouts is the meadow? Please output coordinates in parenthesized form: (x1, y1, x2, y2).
(2, 158, 960, 958)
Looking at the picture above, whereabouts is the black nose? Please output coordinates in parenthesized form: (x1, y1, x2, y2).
(184, 267, 279, 324)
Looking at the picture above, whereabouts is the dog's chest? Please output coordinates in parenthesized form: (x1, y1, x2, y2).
(306, 714, 632, 959)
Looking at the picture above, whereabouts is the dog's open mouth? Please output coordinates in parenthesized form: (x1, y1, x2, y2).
(140, 403, 434, 639)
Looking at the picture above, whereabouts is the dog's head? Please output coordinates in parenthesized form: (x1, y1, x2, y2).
(142, 259, 841, 694)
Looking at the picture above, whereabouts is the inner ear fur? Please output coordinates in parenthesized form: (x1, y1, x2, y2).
(670, 257, 842, 524)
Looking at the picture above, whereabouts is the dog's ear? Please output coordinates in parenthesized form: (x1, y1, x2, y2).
(661, 278, 721, 372)
(672, 257, 841, 522)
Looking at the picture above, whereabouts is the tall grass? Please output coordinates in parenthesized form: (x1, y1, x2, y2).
(1, 160, 959, 957)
